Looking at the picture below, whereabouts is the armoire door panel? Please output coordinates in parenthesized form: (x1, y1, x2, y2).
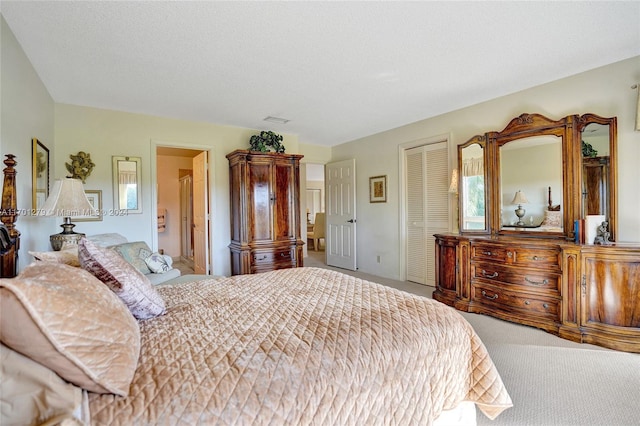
(249, 163, 273, 241)
(274, 163, 293, 240)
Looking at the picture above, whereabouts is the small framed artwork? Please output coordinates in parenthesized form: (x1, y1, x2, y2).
(76, 190, 103, 222)
(369, 175, 387, 203)
(32, 138, 49, 210)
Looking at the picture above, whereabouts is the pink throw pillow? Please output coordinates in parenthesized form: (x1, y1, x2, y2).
(78, 238, 166, 320)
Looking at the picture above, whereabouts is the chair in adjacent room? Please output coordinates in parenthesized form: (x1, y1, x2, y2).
(307, 212, 325, 251)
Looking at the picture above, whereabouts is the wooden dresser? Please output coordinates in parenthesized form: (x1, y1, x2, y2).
(434, 234, 640, 353)
(438, 113, 638, 353)
(227, 150, 304, 275)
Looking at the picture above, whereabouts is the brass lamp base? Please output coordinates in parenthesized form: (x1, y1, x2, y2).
(50, 217, 85, 251)
(514, 205, 526, 226)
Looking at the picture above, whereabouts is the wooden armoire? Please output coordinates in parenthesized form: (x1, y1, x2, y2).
(227, 150, 304, 275)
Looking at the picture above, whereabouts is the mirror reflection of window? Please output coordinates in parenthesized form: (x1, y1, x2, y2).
(118, 161, 138, 210)
(461, 143, 485, 231)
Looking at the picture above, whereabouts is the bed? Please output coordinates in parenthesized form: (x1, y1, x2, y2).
(1, 260, 512, 425)
(0, 154, 511, 425)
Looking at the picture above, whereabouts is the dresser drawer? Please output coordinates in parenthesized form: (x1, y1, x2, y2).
(471, 243, 509, 262)
(471, 262, 560, 294)
(510, 247, 561, 269)
(472, 284, 560, 321)
(251, 248, 294, 266)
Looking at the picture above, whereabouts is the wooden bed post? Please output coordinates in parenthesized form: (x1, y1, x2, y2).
(1, 154, 20, 277)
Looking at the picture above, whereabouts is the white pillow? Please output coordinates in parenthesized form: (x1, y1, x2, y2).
(144, 252, 172, 274)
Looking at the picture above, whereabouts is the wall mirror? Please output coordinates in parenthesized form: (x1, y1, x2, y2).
(578, 114, 617, 241)
(112, 156, 142, 213)
(499, 135, 563, 232)
(458, 135, 488, 233)
(32, 138, 49, 210)
(489, 113, 574, 239)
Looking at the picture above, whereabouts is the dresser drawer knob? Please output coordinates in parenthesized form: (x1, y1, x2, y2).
(481, 290, 499, 300)
(525, 277, 549, 286)
(280, 252, 287, 257)
(481, 269, 499, 278)
(255, 255, 267, 261)
(532, 255, 539, 260)
(525, 300, 530, 305)
(543, 303, 549, 309)
(507, 251, 513, 257)
(482, 251, 493, 256)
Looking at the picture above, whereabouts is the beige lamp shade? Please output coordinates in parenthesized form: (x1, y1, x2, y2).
(511, 190, 529, 205)
(448, 169, 459, 194)
(42, 178, 97, 250)
(42, 178, 96, 217)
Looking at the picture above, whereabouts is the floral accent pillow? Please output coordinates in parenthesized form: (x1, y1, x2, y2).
(78, 238, 166, 320)
(144, 252, 172, 274)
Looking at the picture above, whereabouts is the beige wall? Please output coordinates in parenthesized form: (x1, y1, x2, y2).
(53, 104, 301, 276)
(333, 56, 640, 281)
(1, 16, 55, 264)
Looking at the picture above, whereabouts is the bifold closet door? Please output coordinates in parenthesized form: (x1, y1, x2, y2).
(405, 142, 448, 285)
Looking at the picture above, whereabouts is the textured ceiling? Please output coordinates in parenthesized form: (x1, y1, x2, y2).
(2, 1, 639, 147)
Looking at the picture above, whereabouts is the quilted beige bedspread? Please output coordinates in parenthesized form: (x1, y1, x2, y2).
(89, 267, 512, 425)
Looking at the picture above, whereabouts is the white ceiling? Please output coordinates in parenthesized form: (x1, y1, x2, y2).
(2, 1, 638, 147)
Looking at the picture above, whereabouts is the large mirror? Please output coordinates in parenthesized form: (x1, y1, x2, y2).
(458, 113, 616, 242)
(499, 135, 563, 233)
(112, 156, 142, 213)
(578, 114, 617, 241)
(459, 135, 487, 232)
(489, 113, 573, 239)
(32, 138, 49, 210)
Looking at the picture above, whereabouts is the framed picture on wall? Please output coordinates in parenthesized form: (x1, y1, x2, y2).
(76, 190, 103, 222)
(369, 175, 387, 203)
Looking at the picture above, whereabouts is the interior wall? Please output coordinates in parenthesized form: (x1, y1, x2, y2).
(1, 16, 55, 265)
(54, 104, 301, 276)
(157, 154, 193, 257)
(332, 56, 640, 281)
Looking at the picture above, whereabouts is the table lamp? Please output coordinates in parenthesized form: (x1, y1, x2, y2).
(42, 177, 97, 250)
(511, 190, 529, 226)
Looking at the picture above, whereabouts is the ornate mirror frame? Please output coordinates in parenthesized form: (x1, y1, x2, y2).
(490, 113, 576, 239)
(457, 135, 490, 234)
(457, 112, 618, 243)
(577, 113, 617, 242)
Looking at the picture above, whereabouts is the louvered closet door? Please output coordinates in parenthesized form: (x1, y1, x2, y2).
(405, 142, 448, 285)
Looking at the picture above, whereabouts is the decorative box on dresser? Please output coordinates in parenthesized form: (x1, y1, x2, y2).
(435, 113, 639, 353)
(227, 150, 304, 275)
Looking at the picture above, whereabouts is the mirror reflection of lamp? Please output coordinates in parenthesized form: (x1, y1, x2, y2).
(42, 177, 98, 250)
(511, 190, 529, 226)
(448, 169, 459, 194)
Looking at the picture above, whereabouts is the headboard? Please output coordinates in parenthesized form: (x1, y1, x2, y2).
(1, 154, 20, 277)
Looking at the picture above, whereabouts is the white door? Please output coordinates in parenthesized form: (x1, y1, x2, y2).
(325, 159, 357, 270)
(405, 142, 448, 285)
(192, 152, 209, 275)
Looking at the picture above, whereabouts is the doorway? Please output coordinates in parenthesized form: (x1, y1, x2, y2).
(155, 146, 210, 275)
(304, 163, 326, 263)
